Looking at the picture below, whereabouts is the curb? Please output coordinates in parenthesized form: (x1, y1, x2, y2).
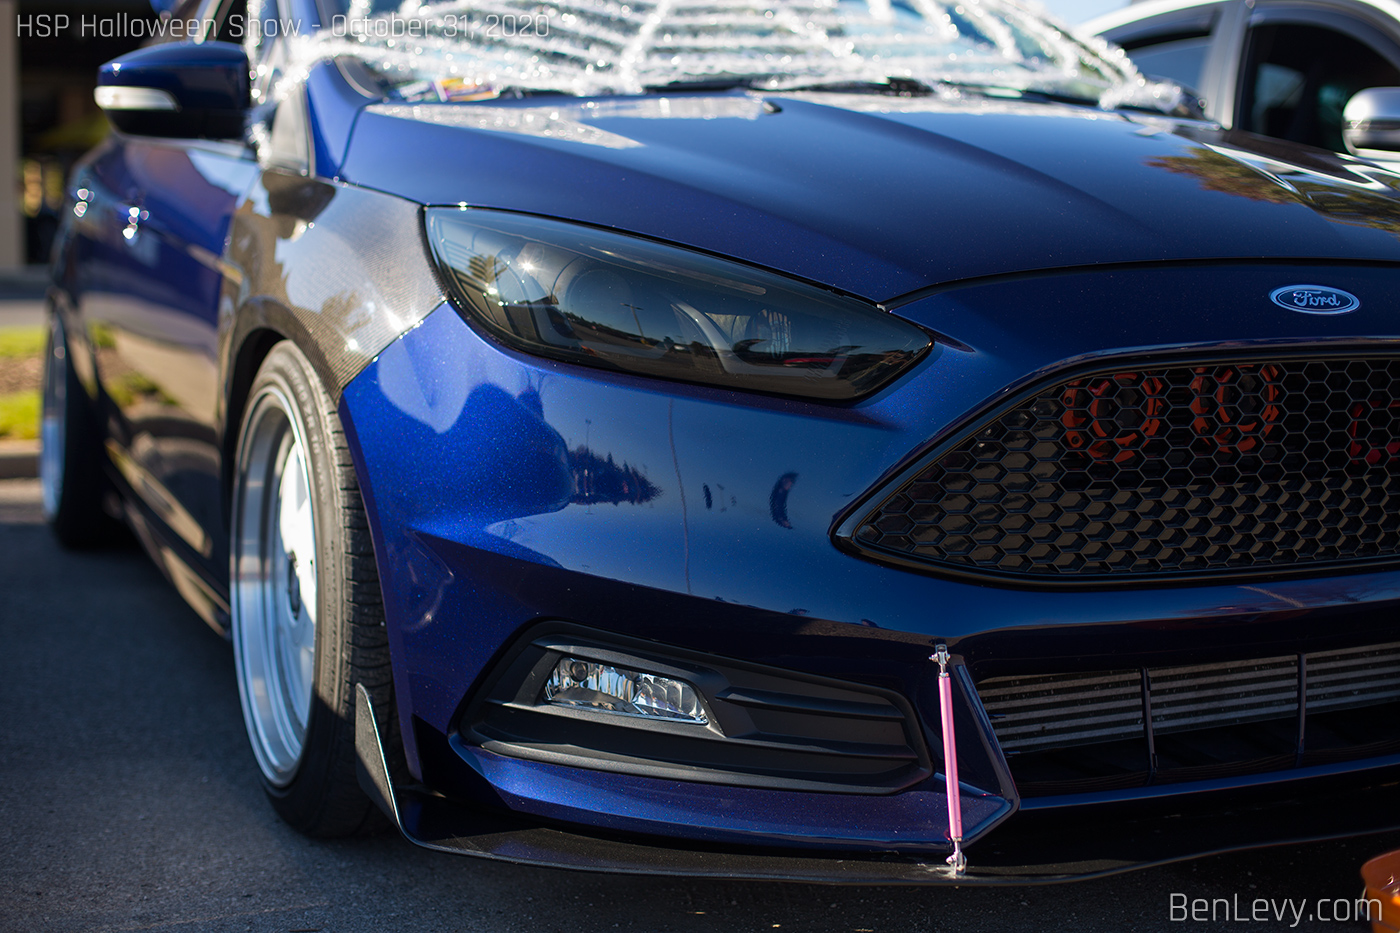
(0, 266, 50, 302)
(0, 440, 39, 479)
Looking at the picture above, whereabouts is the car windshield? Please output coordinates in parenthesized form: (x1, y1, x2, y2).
(300, 0, 1140, 104)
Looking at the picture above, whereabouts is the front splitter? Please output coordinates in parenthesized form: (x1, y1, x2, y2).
(355, 685, 1400, 885)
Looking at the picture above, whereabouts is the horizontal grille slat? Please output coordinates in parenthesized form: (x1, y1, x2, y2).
(1150, 656, 1298, 734)
(1308, 642, 1400, 712)
(978, 670, 1144, 750)
(1000, 725, 1149, 751)
(979, 686, 1143, 708)
(980, 643, 1400, 754)
(994, 709, 1146, 737)
(854, 358, 1400, 580)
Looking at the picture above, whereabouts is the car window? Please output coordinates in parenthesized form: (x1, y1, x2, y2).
(247, 0, 295, 107)
(306, 0, 1140, 104)
(1123, 35, 1211, 90)
(1239, 22, 1400, 151)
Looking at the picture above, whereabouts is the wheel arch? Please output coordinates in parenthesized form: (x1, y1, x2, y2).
(220, 301, 346, 532)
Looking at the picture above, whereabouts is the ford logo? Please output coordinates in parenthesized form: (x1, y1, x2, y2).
(1269, 285, 1360, 314)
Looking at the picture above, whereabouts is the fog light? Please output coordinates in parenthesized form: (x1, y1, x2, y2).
(542, 657, 709, 724)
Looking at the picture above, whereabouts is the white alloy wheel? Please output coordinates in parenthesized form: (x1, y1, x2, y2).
(228, 342, 396, 837)
(232, 384, 320, 786)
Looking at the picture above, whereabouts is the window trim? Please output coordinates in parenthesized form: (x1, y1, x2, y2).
(1233, 3, 1400, 143)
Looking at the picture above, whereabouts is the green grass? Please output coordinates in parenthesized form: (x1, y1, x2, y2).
(88, 322, 116, 349)
(106, 372, 171, 410)
(0, 390, 39, 440)
(0, 326, 44, 438)
(0, 327, 45, 360)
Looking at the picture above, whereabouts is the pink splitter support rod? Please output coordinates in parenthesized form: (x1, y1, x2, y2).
(932, 644, 967, 876)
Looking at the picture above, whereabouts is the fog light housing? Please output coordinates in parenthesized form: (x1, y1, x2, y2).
(543, 657, 709, 724)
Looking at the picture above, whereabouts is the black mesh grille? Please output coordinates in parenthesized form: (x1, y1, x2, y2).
(853, 358, 1400, 579)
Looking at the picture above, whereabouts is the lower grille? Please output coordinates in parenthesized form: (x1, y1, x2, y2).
(978, 641, 1400, 795)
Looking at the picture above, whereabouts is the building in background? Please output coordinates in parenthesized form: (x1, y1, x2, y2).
(2, 0, 154, 270)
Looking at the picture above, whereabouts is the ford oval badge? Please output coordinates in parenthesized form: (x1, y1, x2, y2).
(1270, 285, 1360, 314)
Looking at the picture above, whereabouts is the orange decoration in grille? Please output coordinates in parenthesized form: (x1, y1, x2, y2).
(1348, 399, 1400, 465)
(1186, 363, 1284, 456)
(1060, 364, 1285, 463)
(854, 357, 1400, 579)
(1061, 372, 1168, 463)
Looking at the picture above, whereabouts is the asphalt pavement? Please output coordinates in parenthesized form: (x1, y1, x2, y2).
(0, 301, 44, 329)
(1, 476, 1397, 933)
(0, 267, 49, 328)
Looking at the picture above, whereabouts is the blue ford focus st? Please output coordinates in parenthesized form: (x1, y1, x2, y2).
(44, 0, 1400, 883)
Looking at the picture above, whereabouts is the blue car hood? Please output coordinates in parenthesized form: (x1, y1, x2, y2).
(340, 92, 1400, 302)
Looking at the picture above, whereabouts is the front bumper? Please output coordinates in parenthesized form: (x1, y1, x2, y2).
(356, 685, 1400, 883)
(340, 296, 1400, 871)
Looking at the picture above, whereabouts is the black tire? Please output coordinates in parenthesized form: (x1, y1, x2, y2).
(40, 312, 124, 548)
(230, 341, 396, 837)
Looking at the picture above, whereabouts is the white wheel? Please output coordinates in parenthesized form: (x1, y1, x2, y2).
(232, 384, 319, 785)
(230, 341, 395, 835)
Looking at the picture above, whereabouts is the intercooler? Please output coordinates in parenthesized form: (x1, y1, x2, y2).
(976, 641, 1400, 794)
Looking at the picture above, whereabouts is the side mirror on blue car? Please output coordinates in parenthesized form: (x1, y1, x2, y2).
(95, 41, 250, 140)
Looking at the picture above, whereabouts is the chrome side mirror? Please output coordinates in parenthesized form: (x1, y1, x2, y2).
(1343, 87, 1400, 156)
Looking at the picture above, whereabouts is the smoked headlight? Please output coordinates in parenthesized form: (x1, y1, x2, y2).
(425, 208, 932, 400)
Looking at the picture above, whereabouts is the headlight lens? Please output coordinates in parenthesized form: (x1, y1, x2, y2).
(425, 208, 931, 400)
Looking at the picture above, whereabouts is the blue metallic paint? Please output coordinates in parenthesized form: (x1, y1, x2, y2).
(455, 744, 1008, 851)
(304, 61, 375, 178)
(340, 95, 1400, 302)
(55, 44, 1400, 864)
(98, 41, 250, 112)
(60, 136, 256, 586)
(339, 273, 1400, 832)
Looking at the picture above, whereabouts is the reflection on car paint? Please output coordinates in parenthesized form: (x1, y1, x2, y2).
(224, 171, 443, 394)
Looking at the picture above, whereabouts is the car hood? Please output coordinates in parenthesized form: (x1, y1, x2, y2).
(341, 92, 1400, 302)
